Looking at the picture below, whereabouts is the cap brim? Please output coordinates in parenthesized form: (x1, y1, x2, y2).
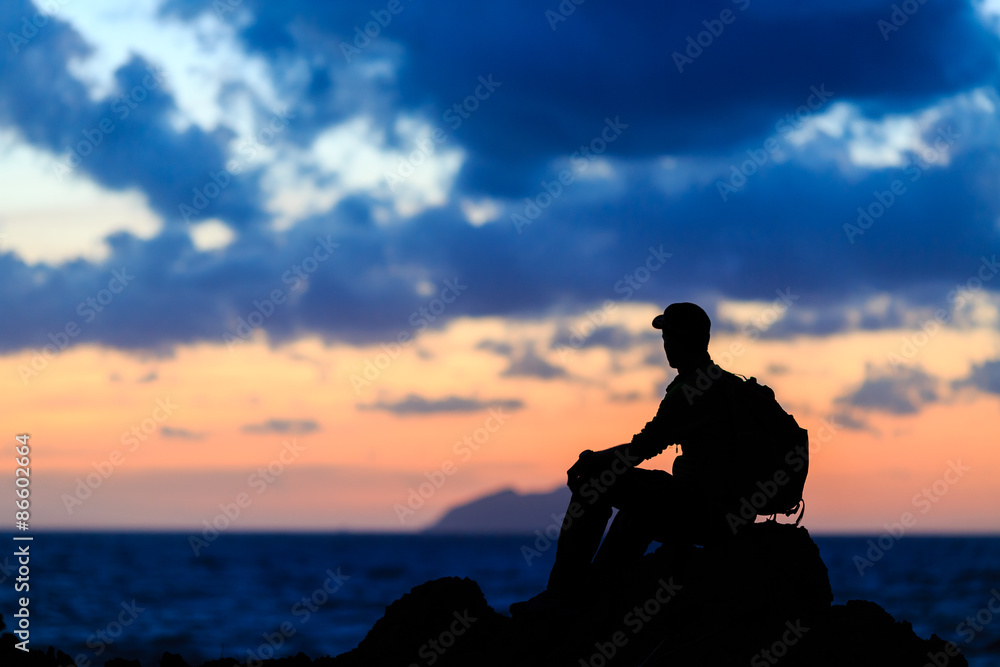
(652, 315, 665, 329)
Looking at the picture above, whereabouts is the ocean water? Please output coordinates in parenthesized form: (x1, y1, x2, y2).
(1, 532, 998, 666)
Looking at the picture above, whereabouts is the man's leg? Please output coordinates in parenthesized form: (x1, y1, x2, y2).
(546, 490, 614, 598)
(592, 469, 732, 578)
(546, 467, 673, 597)
(590, 468, 679, 581)
(590, 508, 655, 580)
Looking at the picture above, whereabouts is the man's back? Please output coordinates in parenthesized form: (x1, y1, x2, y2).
(632, 359, 759, 509)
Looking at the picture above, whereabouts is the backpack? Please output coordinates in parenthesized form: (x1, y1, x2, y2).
(731, 376, 809, 524)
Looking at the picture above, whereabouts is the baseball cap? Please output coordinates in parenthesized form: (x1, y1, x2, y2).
(652, 302, 711, 344)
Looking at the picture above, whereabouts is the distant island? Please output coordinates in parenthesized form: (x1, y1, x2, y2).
(425, 486, 570, 534)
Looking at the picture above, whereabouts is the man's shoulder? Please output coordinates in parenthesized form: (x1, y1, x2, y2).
(662, 362, 742, 403)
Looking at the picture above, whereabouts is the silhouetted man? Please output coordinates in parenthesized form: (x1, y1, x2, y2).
(513, 302, 758, 614)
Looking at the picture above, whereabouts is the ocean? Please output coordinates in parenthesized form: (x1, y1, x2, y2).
(1, 532, 998, 666)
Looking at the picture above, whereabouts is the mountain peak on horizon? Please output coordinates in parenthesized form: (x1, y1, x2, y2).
(425, 485, 571, 534)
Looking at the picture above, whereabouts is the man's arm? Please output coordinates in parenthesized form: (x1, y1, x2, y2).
(624, 378, 691, 462)
(565, 380, 686, 486)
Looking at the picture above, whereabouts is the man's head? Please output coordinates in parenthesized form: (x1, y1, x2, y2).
(652, 302, 711, 369)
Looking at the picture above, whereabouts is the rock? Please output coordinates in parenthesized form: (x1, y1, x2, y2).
(0, 524, 970, 665)
(330, 576, 509, 667)
(198, 659, 241, 667)
(329, 521, 967, 666)
(160, 651, 192, 667)
(791, 600, 968, 666)
(105, 659, 142, 667)
(0, 624, 78, 666)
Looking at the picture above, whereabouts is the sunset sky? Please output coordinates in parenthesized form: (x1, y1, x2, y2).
(2, 0, 999, 533)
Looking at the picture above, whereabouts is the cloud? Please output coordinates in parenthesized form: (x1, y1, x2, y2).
(241, 418, 320, 434)
(501, 344, 568, 380)
(826, 410, 872, 433)
(953, 359, 1000, 395)
(160, 426, 206, 440)
(1, 0, 998, 357)
(357, 394, 523, 415)
(475, 339, 514, 356)
(0, 4, 266, 230)
(175, 0, 1000, 188)
(608, 390, 642, 403)
(551, 325, 647, 351)
(835, 364, 941, 415)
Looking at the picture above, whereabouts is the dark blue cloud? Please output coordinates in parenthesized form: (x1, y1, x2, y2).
(160, 426, 206, 440)
(167, 0, 1000, 193)
(502, 344, 568, 380)
(954, 359, 1000, 395)
(550, 325, 648, 351)
(357, 394, 523, 415)
(475, 339, 514, 356)
(1, 0, 998, 355)
(0, 2, 265, 229)
(835, 364, 940, 414)
(241, 418, 320, 434)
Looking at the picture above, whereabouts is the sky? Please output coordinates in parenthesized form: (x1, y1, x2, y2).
(1, 0, 999, 533)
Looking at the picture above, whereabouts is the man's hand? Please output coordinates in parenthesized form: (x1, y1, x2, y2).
(567, 450, 595, 492)
(566, 445, 636, 492)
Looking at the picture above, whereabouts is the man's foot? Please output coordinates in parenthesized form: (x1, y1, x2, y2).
(508, 588, 579, 617)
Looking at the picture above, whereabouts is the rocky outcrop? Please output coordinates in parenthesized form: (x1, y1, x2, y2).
(326, 521, 966, 666)
(0, 522, 966, 666)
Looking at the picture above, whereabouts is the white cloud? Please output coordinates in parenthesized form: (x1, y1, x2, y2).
(459, 198, 501, 226)
(262, 114, 464, 229)
(56, 0, 283, 134)
(189, 219, 235, 252)
(0, 130, 161, 265)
